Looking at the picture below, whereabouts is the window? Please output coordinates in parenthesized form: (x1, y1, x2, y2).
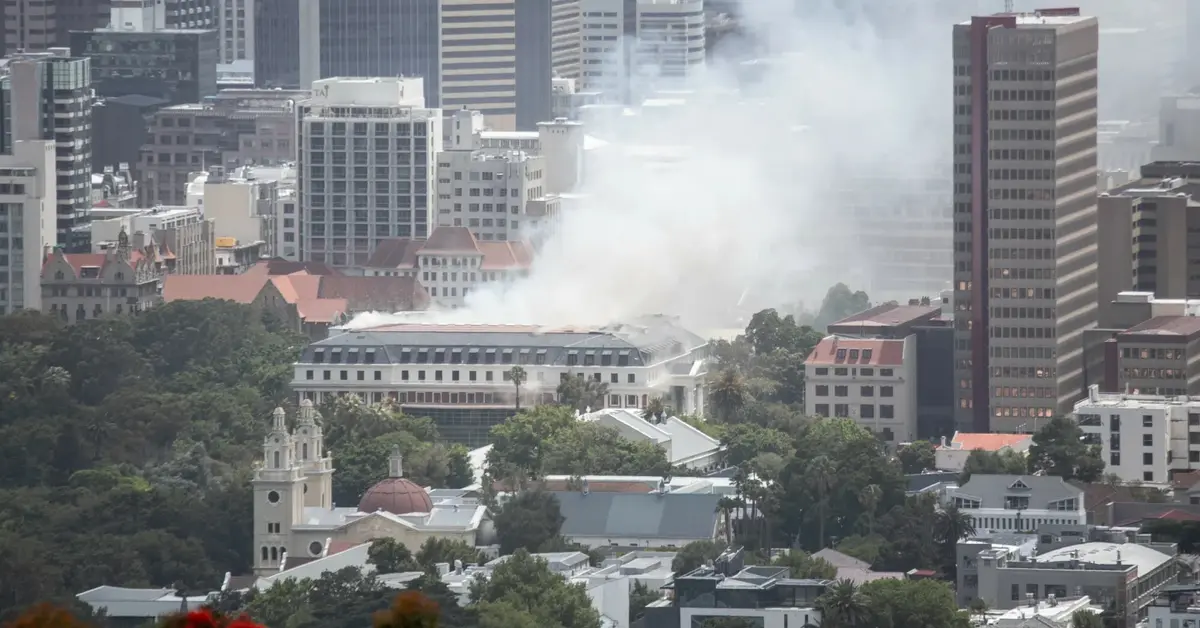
(306, 370, 313, 380)
(1143, 415, 1154, 428)
(860, 404, 875, 419)
(627, 374, 635, 384)
(815, 385, 829, 396)
(880, 369, 894, 376)
(1144, 452, 1153, 465)
(1144, 471, 1154, 482)
(1143, 434, 1153, 446)
(815, 404, 829, 416)
(860, 385, 874, 396)
(834, 385, 848, 397)
(881, 386, 894, 397)
(1191, 413, 1200, 427)
(1110, 452, 1120, 465)
(880, 405, 894, 419)
(815, 368, 829, 375)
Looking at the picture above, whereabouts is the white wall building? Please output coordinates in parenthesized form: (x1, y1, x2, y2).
(436, 111, 547, 243)
(935, 432, 1034, 474)
(1072, 384, 1200, 485)
(633, 0, 705, 90)
(298, 77, 443, 266)
(945, 475, 1086, 535)
(580, 408, 723, 471)
(276, 187, 299, 261)
(0, 140, 56, 314)
(580, 0, 628, 99)
(804, 335, 919, 449)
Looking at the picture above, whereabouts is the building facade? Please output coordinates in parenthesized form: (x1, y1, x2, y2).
(69, 28, 219, 106)
(0, 140, 56, 314)
(40, 230, 173, 321)
(217, 0, 253, 64)
(1073, 385, 1200, 485)
(633, 0, 705, 90)
(945, 474, 1086, 535)
(2, 0, 109, 55)
(952, 9, 1100, 433)
(251, 0, 300, 88)
(297, 77, 443, 266)
(138, 89, 303, 206)
(441, 0, 521, 131)
(1, 52, 93, 251)
(291, 316, 709, 445)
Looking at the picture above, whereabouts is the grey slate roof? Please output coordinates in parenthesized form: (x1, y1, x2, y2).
(552, 491, 721, 541)
(952, 474, 1081, 509)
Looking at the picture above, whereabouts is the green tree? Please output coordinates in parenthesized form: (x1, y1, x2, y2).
(493, 490, 565, 554)
(969, 598, 989, 622)
(960, 448, 1027, 482)
(507, 366, 526, 412)
(708, 369, 749, 421)
(857, 484, 882, 533)
(934, 505, 976, 580)
(415, 537, 485, 570)
(368, 538, 420, 574)
(1028, 416, 1105, 482)
(1070, 609, 1104, 628)
(671, 540, 726, 576)
(771, 550, 837, 579)
(896, 441, 936, 474)
(628, 581, 661, 623)
(468, 550, 601, 628)
(644, 396, 667, 422)
(859, 578, 969, 628)
(556, 375, 607, 412)
(813, 284, 871, 331)
(807, 456, 836, 549)
(818, 579, 870, 628)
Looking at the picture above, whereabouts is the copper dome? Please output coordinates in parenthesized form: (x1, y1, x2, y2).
(357, 477, 433, 515)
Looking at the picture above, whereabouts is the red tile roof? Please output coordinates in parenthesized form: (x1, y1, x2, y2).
(422, 226, 480, 252)
(1150, 509, 1200, 522)
(478, 241, 533, 270)
(805, 337, 905, 366)
(938, 432, 1032, 452)
(297, 297, 348, 323)
(244, 259, 343, 277)
(364, 239, 423, 268)
(317, 275, 430, 312)
(364, 228, 532, 271)
(162, 274, 269, 304)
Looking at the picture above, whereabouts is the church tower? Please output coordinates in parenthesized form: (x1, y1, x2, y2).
(251, 406, 305, 576)
(294, 399, 333, 509)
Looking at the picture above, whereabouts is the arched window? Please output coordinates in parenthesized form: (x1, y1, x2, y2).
(261, 546, 268, 561)
(273, 450, 281, 468)
(302, 443, 308, 460)
(270, 547, 278, 562)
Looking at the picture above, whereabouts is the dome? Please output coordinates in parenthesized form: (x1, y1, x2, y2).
(357, 477, 433, 515)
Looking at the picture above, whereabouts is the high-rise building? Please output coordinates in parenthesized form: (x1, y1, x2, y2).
(579, 0, 629, 99)
(106, 0, 217, 30)
(1, 0, 111, 55)
(297, 77, 443, 266)
(0, 140, 56, 314)
(633, 0, 705, 89)
(70, 28, 219, 106)
(951, 8, 1099, 433)
(251, 0, 300, 88)
(0, 52, 94, 250)
(552, 0, 582, 81)
(217, 0, 254, 64)
(441, 0, 520, 130)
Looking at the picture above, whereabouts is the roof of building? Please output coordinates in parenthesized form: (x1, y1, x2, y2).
(952, 475, 1082, 509)
(76, 587, 209, 618)
(245, 259, 342, 277)
(579, 409, 722, 465)
(939, 432, 1033, 452)
(163, 274, 267, 304)
(813, 548, 871, 571)
(358, 477, 434, 515)
(317, 275, 429, 312)
(309, 316, 707, 369)
(1032, 542, 1174, 575)
(1120, 316, 1200, 340)
(804, 337, 906, 367)
(363, 229, 533, 271)
(551, 491, 721, 541)
(829, 303, 941, 328)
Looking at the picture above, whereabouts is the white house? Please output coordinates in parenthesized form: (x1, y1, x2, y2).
(934, 432, 1034, 473)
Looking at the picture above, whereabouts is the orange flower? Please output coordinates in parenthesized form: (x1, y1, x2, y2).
(373, 590, 440, 628)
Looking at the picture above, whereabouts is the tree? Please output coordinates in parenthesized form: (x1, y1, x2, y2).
(896, 441, 936, 474)
(807, 456, 836, 549)
(860, 579, 968, 628)
(415, 537, 484, 570)
(469, 550, 601, 628)
(1028, 416, 1104, 482)
(671, 540, 726, 576)
(556, 375, 607, 412)
(643, 396, 666, 422)
(818, 580, 869, 628)
(628, 581, 661, 624)
(960, 448, 1027, 483)
(368, 539, 419, 574)
(969, 598, 989, 622)
(372, 590, 441, 628)
(493, 490, 565, 554)
(813, 284, 871, 331)
(772, 550, 837, 579)
(507, 367, 526, 413)
(857, 484, 882, 533)
(1070, 609, 1103, 628)
(934, 505, 976, 580)
(708, 369, 749, 421)
(699, 619, 758, 628)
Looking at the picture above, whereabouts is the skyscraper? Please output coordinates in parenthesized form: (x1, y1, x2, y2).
(951, 8, 1099, 433)
(0, 51, 94, 251)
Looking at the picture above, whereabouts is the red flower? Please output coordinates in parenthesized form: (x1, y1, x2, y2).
(182, 610, 218, 628)
(225, 616, 265, 628)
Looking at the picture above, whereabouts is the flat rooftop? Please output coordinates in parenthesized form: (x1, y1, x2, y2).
(1120, 316, 1200, 341)
(958, 9, 1092, 27)
(830, 303, 941, 328)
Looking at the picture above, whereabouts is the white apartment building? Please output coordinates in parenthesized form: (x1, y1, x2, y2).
(291, 316, 710, 417)
(437, 111, 547, 242)
(804, 335, 919, 449)
(633, 0, 705, 90)
(217, 0, 254, 64)
(298, 77, 443, 267)
(0, 140, 56, 314)
(276, 188, 299, 261)
(361, 226, 531, 309)
(580, 0, 627, 99)
(1072, 384, 1200, 485)
(187, 167, 278, 258)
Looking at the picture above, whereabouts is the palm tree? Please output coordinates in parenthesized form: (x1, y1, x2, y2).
(806, 456, 836, 549)
(1070, 610, 1103, 628)
(934, 504, 976, 580)
(817, 579, 869, 628)
(857, 484, 881, 534)
(708, 368, 748, 421)
(716, 496, 740, 543)
(644, 396, 666, 422)
(508, 366, 527, 412)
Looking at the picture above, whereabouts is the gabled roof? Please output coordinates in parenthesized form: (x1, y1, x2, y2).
(421, 226, 479, 252)
(317, 275, 429, 311)
(813, 548, 871, 571)
(551, 491, 721, 542)
(363, 231, 532, 271)
(162, 274, 268, 304)
(952, 474, 1082, 509)
(805, 336, 906, 367)
(364, 238, 424, 268)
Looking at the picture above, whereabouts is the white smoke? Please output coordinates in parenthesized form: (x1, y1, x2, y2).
(347, 0, 984, 332)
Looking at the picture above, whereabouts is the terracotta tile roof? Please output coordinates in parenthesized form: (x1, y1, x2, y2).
(47, 251, 146, 276)
(420, 226, 480, 252)
(805, 337, 905, 366)
(297, 297, 348, 323)
(1150, 509, 1200, 522)
(162, 274, 268, 304)
(317, 275, 430, 312)
(938, 432, 1032, 452)
(1173, 470, 1200, 490)
(478, 241, 533, 270)
(364, 238, 423, 268)
(325, 540, 364, 557)
(244, 259, 343, 277)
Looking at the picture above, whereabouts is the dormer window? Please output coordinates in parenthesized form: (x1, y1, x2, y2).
(54, 271, 63, 280)
(1008, 479, 1031, 490)
(115, 272, 124, 281)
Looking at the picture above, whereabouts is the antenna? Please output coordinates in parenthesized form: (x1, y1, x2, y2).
(1004, 0, 1014, 12)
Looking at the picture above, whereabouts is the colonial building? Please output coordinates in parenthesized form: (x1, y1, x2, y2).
(40, 230, 174, 322)
(251, 400, 490, 577)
